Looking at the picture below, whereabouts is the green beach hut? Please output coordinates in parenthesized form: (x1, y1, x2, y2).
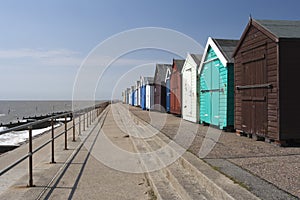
(198, 37, 238, 130)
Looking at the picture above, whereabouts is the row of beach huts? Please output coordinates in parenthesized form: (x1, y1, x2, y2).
(121, 18, 300, 145)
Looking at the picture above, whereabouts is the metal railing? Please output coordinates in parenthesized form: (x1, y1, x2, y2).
(0, 102, 109, 187)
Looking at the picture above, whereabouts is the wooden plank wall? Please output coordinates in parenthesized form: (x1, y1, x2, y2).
(234, 25, 279, 139)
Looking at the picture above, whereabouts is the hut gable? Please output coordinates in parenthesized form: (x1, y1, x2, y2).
(172, 59, 185, 73)
(199, 37, 238, 74)
(182, 54, 201, 73)
(154, 64, 172, 86)
(154, 64, 172, 112)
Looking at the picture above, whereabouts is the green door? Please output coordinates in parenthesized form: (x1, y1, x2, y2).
(200, 60, 221, 127)
(211, 60, 220, 126)
(200, 64, 212, 124)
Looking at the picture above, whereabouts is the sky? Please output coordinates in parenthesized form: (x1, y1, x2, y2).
(0, 0, 300, 100)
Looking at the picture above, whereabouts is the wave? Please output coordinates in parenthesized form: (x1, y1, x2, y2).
(0, 124, 60, 146)
(0, 126, 7, 132)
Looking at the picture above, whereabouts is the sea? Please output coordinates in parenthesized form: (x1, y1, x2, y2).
(0, 100, 103, 146)
(0, 100, 73, 125)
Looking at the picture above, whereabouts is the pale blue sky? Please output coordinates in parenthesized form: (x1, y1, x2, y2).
(0, 0, 299, 100)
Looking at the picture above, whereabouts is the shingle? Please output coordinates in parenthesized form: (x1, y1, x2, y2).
(212, 38, 239, 63)
(190, 54, 202, 65)
(254, 19, 300, 38)
(143, 77, 154, 85)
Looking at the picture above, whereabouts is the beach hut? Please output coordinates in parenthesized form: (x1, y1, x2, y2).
(122, 90, 126, 103)
(170, 59, 185, 116)
(141, 76, 154, 110)
(198, 38, 238, 130)
(165, 67, 172, 113)
(131, 86, 135, 106)
(182, 54, 202, 123)
(136, 81, 141, 107)
(129, 87, 133, 105)
(154, 64, 172, 112)
(140, 76, 147, 110)
(145, 77, 154, 110)
(233, 18, 300, 143)
(126, 88, 130, 104)
(134, 85, 138, 106)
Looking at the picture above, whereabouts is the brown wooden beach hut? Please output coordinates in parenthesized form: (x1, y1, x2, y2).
(170, 59, 185, 116)
(154, 64, 172, 112)
(233, 18, 300, 144)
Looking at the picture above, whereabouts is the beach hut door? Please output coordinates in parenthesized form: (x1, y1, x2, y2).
(200, 61, 220, 126)
(241, 52, 268, 136)
(184, 68, 193, 116)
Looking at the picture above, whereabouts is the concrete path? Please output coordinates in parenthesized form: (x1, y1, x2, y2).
(0, 105, 151, 200)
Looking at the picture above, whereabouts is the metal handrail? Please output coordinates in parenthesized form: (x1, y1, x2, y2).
(0, 102, 109, 187)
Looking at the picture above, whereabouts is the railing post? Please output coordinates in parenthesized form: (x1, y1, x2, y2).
(83, 113, 86, 131)
(72, 114, 76, 142)
(79, 115, 81, 135)
(93, 109, 96, 121)
(51, 118, 55, 163)
(64, 115, 68, 150)
(90, 111, 92, 125)
(28, 126, 34, 187)
(87, 112, 89, 128)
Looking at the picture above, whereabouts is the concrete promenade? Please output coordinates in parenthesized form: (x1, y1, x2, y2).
(1, 103, 297, 199)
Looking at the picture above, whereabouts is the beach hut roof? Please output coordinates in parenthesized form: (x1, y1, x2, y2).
(173, 59, 185, 72)
(233, 18, 300, 57)
(190, 54, 202, 65)
(154, 64, 172, 84)
(145, 77, 154, 84)
(255, 19, 300, 38)
(212, 38, 239, 63)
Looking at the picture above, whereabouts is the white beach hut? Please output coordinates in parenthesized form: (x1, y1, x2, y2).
(181, 54, 202, 123)
(145, 77, 154, 110)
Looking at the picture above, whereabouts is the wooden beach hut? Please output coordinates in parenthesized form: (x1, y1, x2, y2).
(134, 85, 138, 106)
(140, 76, 153, 110)
(145, 77, 154, 110)
(154, 64, 172, 112)
(198, 37, 238, 130)
(129, 86, 133, 105)
(140, 76, 147, 110)
(136, 81, 141, 107)
(122, 90, 126, 103)
(233, 18, 300, 143)
(170, 59, 185, 116)
(181, 54, 202, 123)
(126, 88, 130, 104)
(165, 67, 172, 113)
